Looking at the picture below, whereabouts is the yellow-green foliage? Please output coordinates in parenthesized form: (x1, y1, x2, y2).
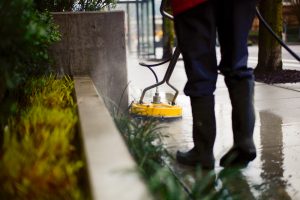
(0, 75, 84, 200)
(25, 74, 75, 109)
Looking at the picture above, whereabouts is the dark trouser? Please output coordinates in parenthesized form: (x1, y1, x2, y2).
(174, 0, 257, 96)
(174, 0, 257, 162)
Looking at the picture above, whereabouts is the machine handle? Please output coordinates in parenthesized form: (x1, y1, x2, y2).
(160, 0, 174, 20)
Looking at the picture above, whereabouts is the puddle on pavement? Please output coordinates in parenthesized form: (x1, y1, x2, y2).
(159, 94, 300, 200)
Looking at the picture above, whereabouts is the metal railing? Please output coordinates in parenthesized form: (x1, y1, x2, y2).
(116, 0, 156, 58)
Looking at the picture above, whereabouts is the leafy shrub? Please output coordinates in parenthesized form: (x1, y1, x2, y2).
(0, 0, 60, 89)
(0, 0, 61, 128)
(23, 74, 75, 109)
(75, 0, 117, 11)
(114, 116, 242, 199)
(34, 0, 117, 11)
(34, 0, 76, 12)
(0, 76, 84, 200)
(114, 116, 187, 199)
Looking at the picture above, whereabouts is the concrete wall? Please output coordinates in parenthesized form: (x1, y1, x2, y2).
(74, 76, 151, 200)
(50, 11, 128, 112)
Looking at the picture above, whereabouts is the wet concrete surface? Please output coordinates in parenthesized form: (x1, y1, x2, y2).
(127, 53, 300, 199)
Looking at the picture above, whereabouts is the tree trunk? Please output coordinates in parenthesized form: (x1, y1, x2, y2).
(255, 0, 283, 74)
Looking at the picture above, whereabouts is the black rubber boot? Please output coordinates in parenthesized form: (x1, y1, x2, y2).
(177, 95, 216, 169)
(220, 77, 256, 168)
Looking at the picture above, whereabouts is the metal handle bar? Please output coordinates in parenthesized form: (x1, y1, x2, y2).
(138, 0, 179, 104)
(139, 57, 171, 67)
(139, 47, 180, 104)
(160, 0, 174, 20)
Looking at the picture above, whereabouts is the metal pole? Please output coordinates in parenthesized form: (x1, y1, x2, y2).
(126, 3, 132, 52)
(141, 1, 145, 57)
(136, 0, 140, 57)
(151, 0, 156, 58)
(146, 0, 150, 58)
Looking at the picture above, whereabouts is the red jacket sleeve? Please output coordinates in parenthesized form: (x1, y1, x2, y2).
(171, 0, 207, 16)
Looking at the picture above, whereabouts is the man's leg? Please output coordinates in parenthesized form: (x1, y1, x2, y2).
(174, 1, 218, 168)
(216, 0, 257, 167)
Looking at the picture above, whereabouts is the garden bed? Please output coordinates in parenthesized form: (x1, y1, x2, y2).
(114, 113, 240, 200)
(0, 75, 90, 199)
(255, 69, 300, 84)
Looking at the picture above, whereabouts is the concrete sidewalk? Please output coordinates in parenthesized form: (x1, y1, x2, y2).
(128, 56, 300, 199)
(161, 79, 300, 200)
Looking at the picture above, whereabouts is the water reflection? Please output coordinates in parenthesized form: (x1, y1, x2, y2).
(258, 110, 291, 200)
(218, 169, 256, 200)
(161, 96, 295, 199)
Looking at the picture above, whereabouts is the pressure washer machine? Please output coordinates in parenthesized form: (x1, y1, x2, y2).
(129, 0, 182, 119)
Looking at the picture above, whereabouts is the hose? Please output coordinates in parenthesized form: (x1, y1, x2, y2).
(255, 7, 300, 62)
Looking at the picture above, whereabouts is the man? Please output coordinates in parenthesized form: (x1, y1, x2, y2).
(171, 0, 257, 169)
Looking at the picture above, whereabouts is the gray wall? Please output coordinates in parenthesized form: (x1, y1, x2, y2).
(50, 11, 128, 112)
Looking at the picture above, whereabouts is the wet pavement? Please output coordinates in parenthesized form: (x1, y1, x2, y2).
(127, 50, 300, 199)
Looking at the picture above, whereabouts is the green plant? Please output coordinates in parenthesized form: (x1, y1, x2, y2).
(0, 76, 84, 199)
(148, 167, 187, 200)
(115, 117, 163, 168)
(114, 115, 246, 200)
(34, 0, 75, 11)
(23, 75, 75, 109)
(0, 0, 60, 89)
(114, 116, 187, 199)
(34, 0, 116, 12)
(0, 0, 61, 128)
(75, 0, 117, 11)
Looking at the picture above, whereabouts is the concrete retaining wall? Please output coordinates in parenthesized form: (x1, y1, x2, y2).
(74, 76, 151, 200)
(49, 11, 151, 200)
(50, 11, 128, 111)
